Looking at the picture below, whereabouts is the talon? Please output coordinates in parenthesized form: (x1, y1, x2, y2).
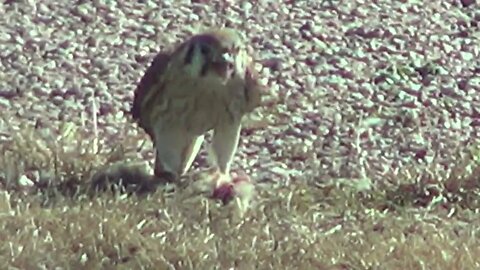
(208, 168, 231, 188)
(154, 171, 177, 184)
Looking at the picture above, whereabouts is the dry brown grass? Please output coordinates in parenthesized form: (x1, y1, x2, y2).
(1, 1, 479, 269)
(1, 121, 479, 270)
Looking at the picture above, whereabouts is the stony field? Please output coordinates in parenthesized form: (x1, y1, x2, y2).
(0, 1, 479, 269)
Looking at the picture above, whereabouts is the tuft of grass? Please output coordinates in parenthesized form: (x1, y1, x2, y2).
(0, 121, 480, 269)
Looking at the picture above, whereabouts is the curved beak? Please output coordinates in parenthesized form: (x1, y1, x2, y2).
(209, 52, 235, 79)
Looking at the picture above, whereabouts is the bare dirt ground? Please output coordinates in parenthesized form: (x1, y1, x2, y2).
(1, 0, 480, 269)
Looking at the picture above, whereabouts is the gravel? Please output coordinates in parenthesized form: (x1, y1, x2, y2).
(0, 1, 479, 187)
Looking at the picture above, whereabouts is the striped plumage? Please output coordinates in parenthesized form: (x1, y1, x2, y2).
(131, 28, 263, 184)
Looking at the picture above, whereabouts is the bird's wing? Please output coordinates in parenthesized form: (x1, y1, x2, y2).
(131, 52, 171, 137)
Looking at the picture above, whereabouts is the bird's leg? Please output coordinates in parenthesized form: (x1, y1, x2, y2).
(153, 127, 203, 184)
(179, 135, 205, 176)
(210, 120, 242, 187)
(208, 121, 257, 205)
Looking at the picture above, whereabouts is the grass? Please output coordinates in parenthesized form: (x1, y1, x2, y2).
(1, 120, 480, 270)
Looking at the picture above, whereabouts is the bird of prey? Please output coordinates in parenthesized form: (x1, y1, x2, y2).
(131, 28, 264, 191)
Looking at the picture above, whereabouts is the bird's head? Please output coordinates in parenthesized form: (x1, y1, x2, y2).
(173, 28, 251, 83)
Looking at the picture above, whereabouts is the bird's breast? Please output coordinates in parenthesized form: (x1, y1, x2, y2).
(187, 80, 244, 133)
(158, 75, 246, 135)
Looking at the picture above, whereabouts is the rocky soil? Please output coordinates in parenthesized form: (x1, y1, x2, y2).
(0, 0, 479, 188)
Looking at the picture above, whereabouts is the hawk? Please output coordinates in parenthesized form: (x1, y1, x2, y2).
(131, 28, 264, 189)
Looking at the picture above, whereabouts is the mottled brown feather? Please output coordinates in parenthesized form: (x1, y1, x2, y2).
(129, 28, 268, 182)
(131, 52, 171, 137)
(131, 28, 263, 139)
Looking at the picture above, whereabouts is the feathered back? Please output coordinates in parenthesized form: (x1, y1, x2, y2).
(131, 52, 171, 137)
